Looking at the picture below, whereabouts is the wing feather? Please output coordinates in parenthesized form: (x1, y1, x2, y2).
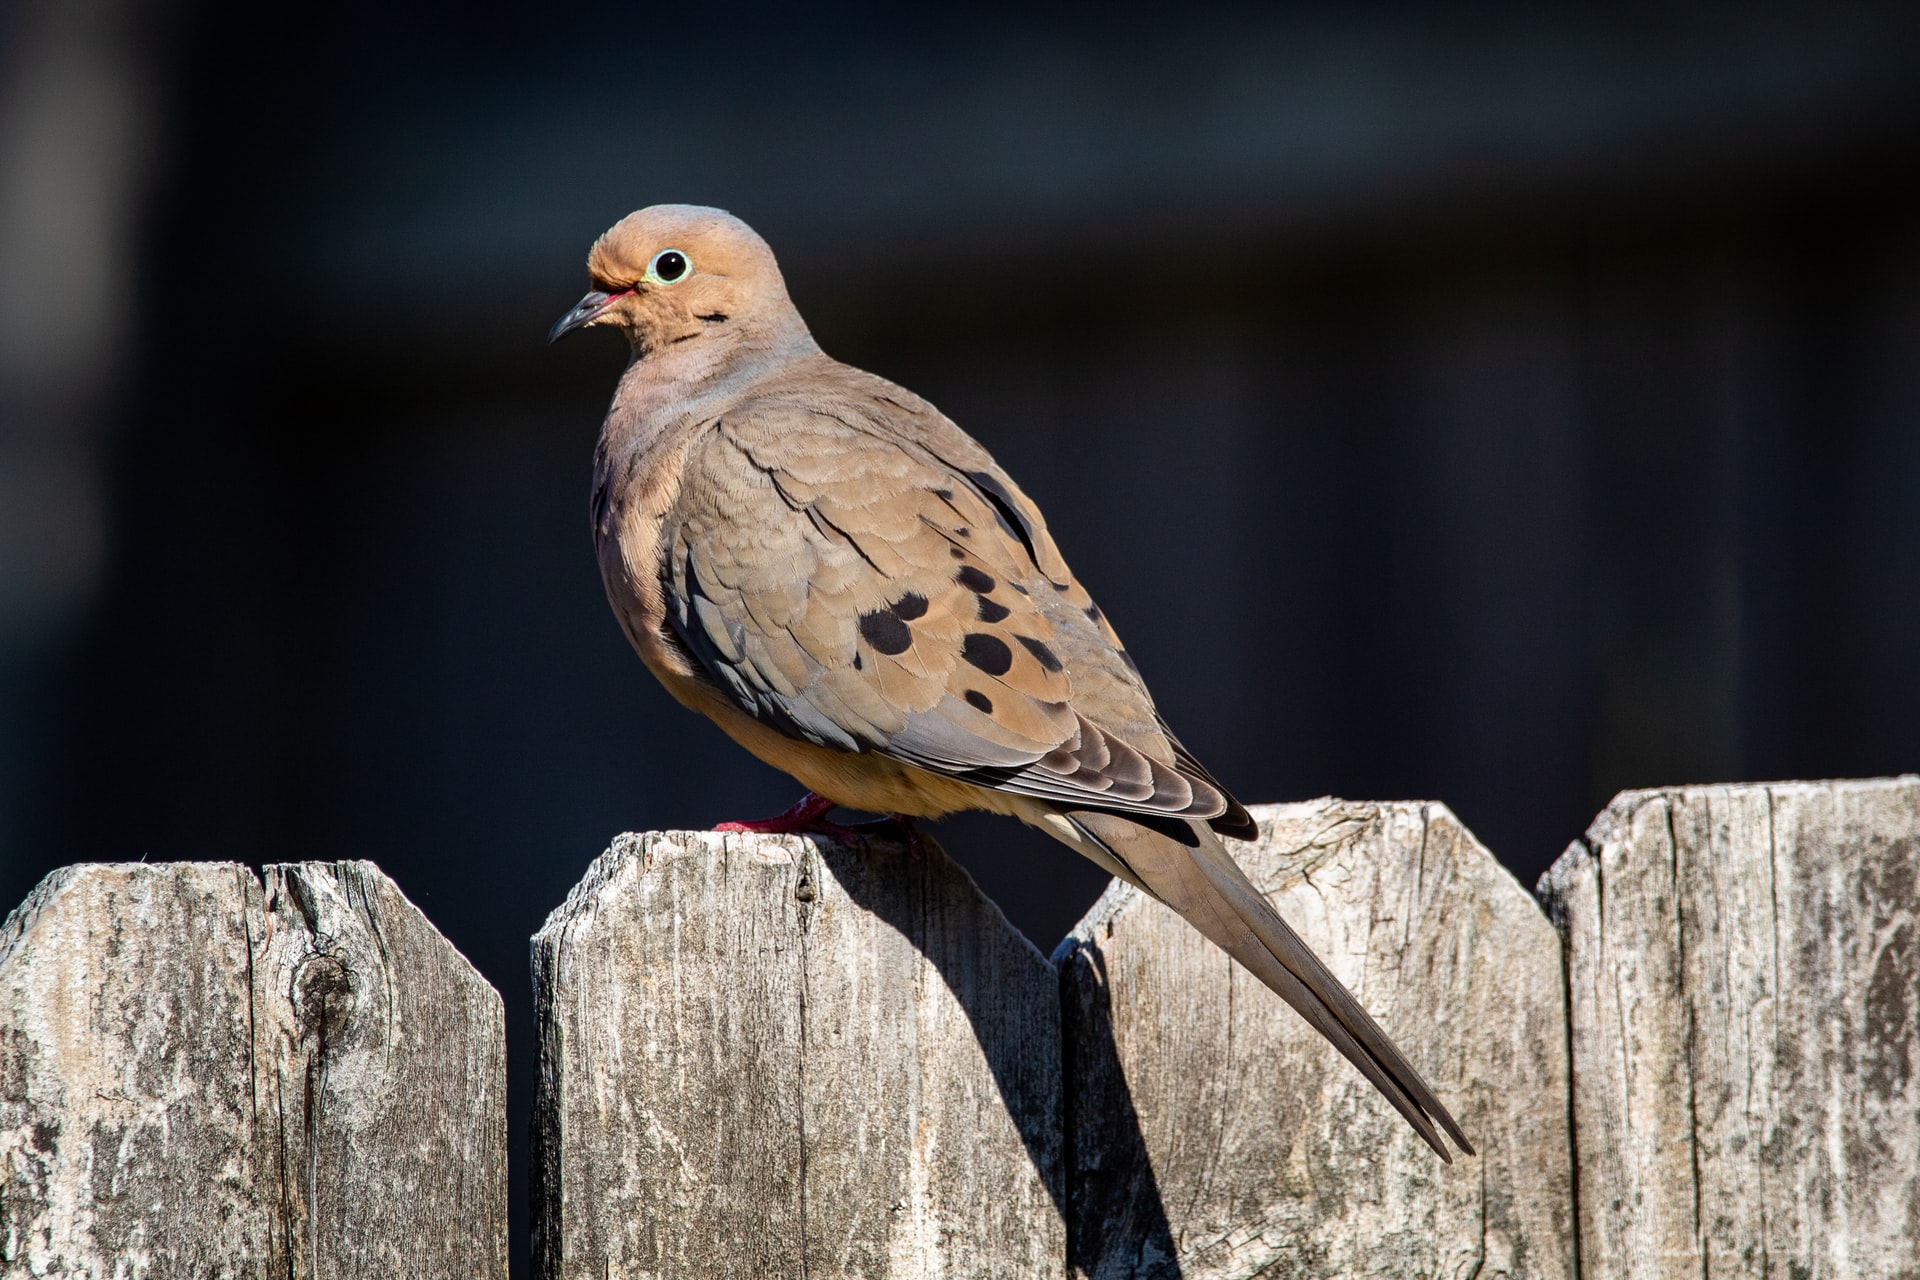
(661, 382, 1247, 828)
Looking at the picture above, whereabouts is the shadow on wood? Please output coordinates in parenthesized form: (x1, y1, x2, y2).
(534, 800, 1567, 1280)
(531, 828, 1086, 1279)
(8, 778, 1915, 1276)
(1057, 800, 1574, 1280)
(1056, 937, 1185, 1278)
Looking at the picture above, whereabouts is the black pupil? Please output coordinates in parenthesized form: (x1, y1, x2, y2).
(654, 251, 687, 282)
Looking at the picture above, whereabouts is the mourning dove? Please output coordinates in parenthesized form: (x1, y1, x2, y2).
(551, 204, 1472, 1161)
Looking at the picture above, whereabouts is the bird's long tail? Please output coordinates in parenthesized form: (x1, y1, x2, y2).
(1039, 806, 1473, 1162)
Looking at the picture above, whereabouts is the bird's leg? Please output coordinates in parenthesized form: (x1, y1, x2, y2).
(714, 792, 858, 841)
(890, 814, 928, 858)
(847, 812, 928, 858)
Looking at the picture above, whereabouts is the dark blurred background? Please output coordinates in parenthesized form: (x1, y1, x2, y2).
(3, 0, 1917, 1268)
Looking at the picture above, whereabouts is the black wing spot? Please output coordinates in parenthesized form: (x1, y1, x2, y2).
(852, 652, 864, 670)
(1085, 604, 1104, 623)
(955, 566, 995, 593)
(1008, 582, 1029, 595)
(933, 487, 954, 501)
(859, 610, 913, 656)
(967, 470, 1042, 566)
(954, 527, 970, 537)
(1016, 635, 1063, 673)
(697, 312, 730, 323)
(960, 633, 1013, 676)
(965, 690, 994, 714)
(891, 591, 929, 621)
(976, 596, 1011, 623)
(949, 546, 966, 559)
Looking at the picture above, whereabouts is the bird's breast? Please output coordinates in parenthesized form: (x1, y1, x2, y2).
(591, 419, 707, 695)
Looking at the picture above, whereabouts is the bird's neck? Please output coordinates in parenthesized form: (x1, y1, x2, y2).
(599, 330, 822, 465)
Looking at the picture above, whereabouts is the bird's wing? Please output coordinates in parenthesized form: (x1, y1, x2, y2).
(660, 367, 1468, 1158)
(661, 379, 1253, 834)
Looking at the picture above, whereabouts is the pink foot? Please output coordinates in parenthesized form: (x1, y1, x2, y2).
(715, 792, 859, 842)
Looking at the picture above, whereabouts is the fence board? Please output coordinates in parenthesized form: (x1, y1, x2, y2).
(15, 777, 1909, 1275)
(1056, 799, 1575, 1280)
(1538, 776, 1920, 1279)
(531, 829, 1064, 1280)
(0, 860, 506, 1278)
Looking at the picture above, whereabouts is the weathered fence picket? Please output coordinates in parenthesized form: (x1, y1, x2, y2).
(530, 801, 1576, 1280)
(1539, 776, 1920, 1280)
(530, 829, 1065, 1280)
(4, 778, 1916, 1278)
(0, 860, 507, 1278)
(1057, 800, 1575, 1279)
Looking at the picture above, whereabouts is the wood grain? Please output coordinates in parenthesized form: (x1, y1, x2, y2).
(25, 778, 1905, 1274)
(531, 829, 1065, 1280)
(1057, 799, 1574, 1280)
(0, 860, 507, 1278)
(1539, 776, 1920, 1279)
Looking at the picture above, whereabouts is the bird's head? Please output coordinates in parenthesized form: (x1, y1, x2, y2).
(548, 204, 812, 360)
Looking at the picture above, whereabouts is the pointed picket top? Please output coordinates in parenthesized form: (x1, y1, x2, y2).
(1057, 798, 1575, 1280)
(532, 828, 1066, 1280)
(0, 860, 507, 1277)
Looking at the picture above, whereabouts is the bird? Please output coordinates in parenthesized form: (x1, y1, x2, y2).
(550, 204, 1472, 1162)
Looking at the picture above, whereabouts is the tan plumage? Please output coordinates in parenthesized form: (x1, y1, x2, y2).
(553, 204, 1472, 1161)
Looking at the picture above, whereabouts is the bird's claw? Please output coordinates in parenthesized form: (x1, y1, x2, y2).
(714, 792, 859, 842)
(714, 795, 925, 856)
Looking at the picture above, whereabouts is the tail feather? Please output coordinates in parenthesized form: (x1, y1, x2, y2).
(1063, 809, 1473, 1161)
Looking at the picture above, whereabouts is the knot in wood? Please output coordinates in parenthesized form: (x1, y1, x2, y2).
(292, 950, 354, 1039)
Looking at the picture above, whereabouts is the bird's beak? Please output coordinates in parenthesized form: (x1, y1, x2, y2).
(548, 289, 623, 343)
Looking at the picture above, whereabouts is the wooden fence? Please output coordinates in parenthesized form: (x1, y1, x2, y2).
(0, 860, 506, 1277)
(3, 777, 1916, 1277)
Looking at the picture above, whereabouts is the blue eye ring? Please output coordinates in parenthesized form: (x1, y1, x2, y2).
(646, 249, 691, 285)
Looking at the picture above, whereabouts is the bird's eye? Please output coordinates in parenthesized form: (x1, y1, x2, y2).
(646, 249, 690, 284)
